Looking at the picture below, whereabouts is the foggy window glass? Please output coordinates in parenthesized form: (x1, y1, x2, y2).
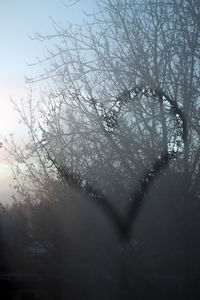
(0, 0, 200, 299)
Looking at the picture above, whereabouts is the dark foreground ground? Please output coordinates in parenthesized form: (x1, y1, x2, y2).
(1, 271, 200, 300)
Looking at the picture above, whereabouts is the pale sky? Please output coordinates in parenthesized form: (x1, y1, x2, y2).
(0, 0, 97, 204)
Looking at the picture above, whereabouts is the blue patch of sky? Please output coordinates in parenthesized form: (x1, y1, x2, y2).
(0, 0, 97, 87)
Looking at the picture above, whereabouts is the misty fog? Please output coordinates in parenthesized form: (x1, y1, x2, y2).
(0, 0, 200, 299)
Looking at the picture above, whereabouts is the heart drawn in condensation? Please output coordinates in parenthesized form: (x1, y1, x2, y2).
(50, 85, 186, 242)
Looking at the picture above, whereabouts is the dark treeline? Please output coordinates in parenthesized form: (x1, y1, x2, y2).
(1, 171, 200, 299)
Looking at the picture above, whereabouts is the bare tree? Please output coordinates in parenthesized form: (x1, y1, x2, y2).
(7, 0, 200, 240)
